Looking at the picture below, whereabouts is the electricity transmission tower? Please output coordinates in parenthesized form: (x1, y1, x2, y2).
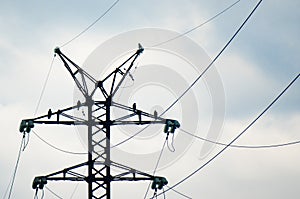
(19, 44, 180, 198)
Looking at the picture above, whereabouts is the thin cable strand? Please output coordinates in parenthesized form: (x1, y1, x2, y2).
(180, 128, 300, 149)
(23, 133, 30, 151)
(167, 134, 176, 152)
(162, 187, 166, 199)
(34, 56, 55, 116)
(60, 0, 120, 48)
(69, 167, 87, 199)
(143, 139, 167, 199)
(166, 185, 192, 199)
(32, 130, 87, 155)
(45, 186, 63, 199)
(69, 180, 80, 199)
(151, 0, 241, 47)
(41, 189, 44, 199)
(153, 72, 299, 198)
(34, 189, 38, 199)
(4, 134, 25, 199)
(161, 0, 263, 116)
(111, 0, 260, 149)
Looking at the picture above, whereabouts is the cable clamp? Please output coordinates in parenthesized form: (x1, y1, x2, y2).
(19, 120, 34, 133)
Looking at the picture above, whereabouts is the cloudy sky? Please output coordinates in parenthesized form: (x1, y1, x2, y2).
(1, 0, 299, 198)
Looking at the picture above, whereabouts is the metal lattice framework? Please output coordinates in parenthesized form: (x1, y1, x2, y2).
(20, 44, 179, 199)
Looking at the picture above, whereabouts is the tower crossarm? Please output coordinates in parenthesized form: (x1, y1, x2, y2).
(32, 160, 168, 191)
(19, 103, 88, 133)
(111, 101, 174, 126)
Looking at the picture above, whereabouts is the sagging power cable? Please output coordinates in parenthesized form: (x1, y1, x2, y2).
(3, 133, 26, 199)
(151, 0, 241, 47)
(111, 0, 261, 149)
(143, 139, 167, 199)
(152, 72, 299, 198)
(32, 130, 86, 155)
(34, 56, 56, 116)
(161, 0, 263, 116)
(180, 128, 300, 149)
(60, 0, 120, 48)
(166, 185, 192, 199)
(45, 186, 63, 199)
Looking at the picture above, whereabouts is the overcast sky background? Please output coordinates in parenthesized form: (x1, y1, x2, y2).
(0, 0, 299, 198)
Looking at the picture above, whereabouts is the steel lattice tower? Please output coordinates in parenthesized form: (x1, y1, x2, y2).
(19, 44, 179, 199)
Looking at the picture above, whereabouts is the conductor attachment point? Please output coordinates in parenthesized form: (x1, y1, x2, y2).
(54, 47, 61, 54)
(151, 177, 168, 190)
(32, 176, 47, 189)
(19, 120, 34, 133)
(164, 119, 180, 134)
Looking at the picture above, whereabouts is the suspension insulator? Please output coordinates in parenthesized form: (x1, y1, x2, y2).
(32, 176, 47, 189)
(19, 120, 27, 132)
(151, 177, 168, 190)
(164, 120, 180, 134)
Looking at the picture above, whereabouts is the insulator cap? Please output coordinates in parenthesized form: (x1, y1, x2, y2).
(32, 176, 47, 189)
(19, 120, 34, 133)
(151, 177, 168, 190)
(19, 120, 27, 132)
(164, 119, 180, 134)
(54, 47, 61, 54)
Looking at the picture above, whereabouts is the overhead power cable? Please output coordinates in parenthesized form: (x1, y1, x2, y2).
(34, 0, 243, 153)
(111, 0, 261, 149)
(32, 0, 243, 154)
(180, 128, 300, 149)
(60, 0, 120, 48)
(151, 0, 241, 47)
(166, 185, 192, 199)
(69, 176, 81, 199)
(161, 0, 263, 116)
(143, 139, 167, 199)
(153, 72, 299, 198)
(3, 134, 26, 199)
(45, 186, 63, 199)
(32, 130, 87, 155)
(34, 56, 55, 116)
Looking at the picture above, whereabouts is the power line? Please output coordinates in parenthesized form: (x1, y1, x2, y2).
(32, 0, 124, 158)
(161, 0, 263, 116)
(151, 0, 241, 47)
(60, 0, 120, 48)
(45, 186, 63, 199)
(3, 134, 25, 199)
(34, 56, 55, 116)
(111, 0, 261, 149)
(31, 0, 121, 158)
(33, 0, 243, 152)
(110, 123, 151, 149)
(32, 130, 87, 155)
(180, 128, 300, 149)
(153, 72, 299, 198)
(32, 58, 87, 157)
(24, 47, 169, 198)
(34, 189, 44, 199)
(143, 139, 167, 199)
(166, 185, 192, 199)
(69, 178, 81, 199)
